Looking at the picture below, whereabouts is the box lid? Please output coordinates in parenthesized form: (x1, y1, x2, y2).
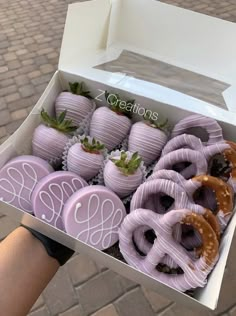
(59, 0, 236, 113)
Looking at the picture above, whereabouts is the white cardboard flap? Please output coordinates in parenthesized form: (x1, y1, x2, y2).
(59, 0, 111, 72)
(60, 0, 236, 84)
(112, 0, 236, 84)
(59, 0, 236, 112)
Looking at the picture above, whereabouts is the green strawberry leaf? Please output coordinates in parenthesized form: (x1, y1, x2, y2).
(111, 151, 142, 176)
(69, 82, 93, 99)
(40, 109, 78, 134)
(81, 137, 105, 153)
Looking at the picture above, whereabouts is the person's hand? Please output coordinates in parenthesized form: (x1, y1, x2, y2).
(21, 225, 74, 266)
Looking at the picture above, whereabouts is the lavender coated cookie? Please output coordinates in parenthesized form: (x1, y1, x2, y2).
(62, 185, 126, 250)
(32, 171, 88, 230)
(171, 114, 224, 146)
(0, 155, 54, 213)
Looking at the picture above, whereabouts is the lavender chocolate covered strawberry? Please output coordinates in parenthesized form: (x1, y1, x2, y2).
(32, 171, 88, 230)
(67, 137, 105, 181)
(0, 155, 54, 213)
(128, 118, 168, 165)
(55, 82, 94, 126)
(32, 109, 77, 163)
(89, 92, 132, 150)
(104, 151, 143, 198)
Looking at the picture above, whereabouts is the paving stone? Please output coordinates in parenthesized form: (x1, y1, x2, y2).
(0, 78, 15, 89)
(158, 303, 212, 316)
(34, 55, 49, 66)
(0, 41, 8, 49)
(142, 287, 172, 313)
(11, 108, 28, 120)
(118, 275, 137, 292)
(19, 84, 35, 98)
(0, 98, 7, 110)
(214, 260, 236, 314)
(67, 254, 98, 286)
(0, 109, 11, 126)
(95, 261, 109, 272)
(0, 216, 19, 240)
(15, 74, 30, 86)
(3, 52, 17, 61)
(6, 118, 25, 134)
(230, 306, 236, 316)
(31, 73, 52, 86)
(40, 63, 55, 74)
(28, 306, 50, 316)
(43, 266, 77, 315)
(15, 48, 28, 56)
(115, 288, 155, 316)
(0, 126, 7, 138)
(35, 83, 48, 94)
(0, 85, 17, 97)
(22, 59, 34, 66)
(7, 96, 33, 111)
(0, 66, 8, 73)
(1, 69, 18, 80)
(76, 270, 125, 315)
(28, 70, 42, 79)
(5, 92, 21, 103)
(8, 60, 22, 70)
(58, 305, 84, 316)
(91, 304, 119, 316)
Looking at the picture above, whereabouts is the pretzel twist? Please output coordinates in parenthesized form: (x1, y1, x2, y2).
(171, 114, 224, 146)
(119, 208, 219, 292)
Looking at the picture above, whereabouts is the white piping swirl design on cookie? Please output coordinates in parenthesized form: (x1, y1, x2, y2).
(0, 163, 39, 212)
(39, 178, 85, 227)
(74, 194, 124, 249)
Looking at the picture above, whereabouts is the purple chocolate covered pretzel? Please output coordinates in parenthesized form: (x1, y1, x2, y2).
(171, 114, 224, 146)
(154, 148, 208, 179)
(119, 208, 219, 292)
(130, 178, 204, 266)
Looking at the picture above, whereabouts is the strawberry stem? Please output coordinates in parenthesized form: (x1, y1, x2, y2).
(105, 91, 133, 119)
(81, 137, 105, 154)
(111, 151, 141, 176)
(69, 82, 93, 99)
(40, 109, 78, 134)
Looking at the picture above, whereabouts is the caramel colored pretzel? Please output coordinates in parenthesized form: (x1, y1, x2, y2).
(190, 175, 233, 219)
(119, 208, 219, 292)
(134, 207, 220, 257)
(147, 170, 234, 230)
(226, 141, 236, 151)
(130, 177, 217, 265)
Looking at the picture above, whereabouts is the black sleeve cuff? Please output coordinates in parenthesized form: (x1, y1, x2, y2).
(21, 225, 74, 266)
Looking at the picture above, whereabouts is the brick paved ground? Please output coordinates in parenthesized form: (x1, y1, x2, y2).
(1, 0, 236, 315)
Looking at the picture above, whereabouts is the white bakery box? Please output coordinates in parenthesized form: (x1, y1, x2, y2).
(1, 0, 236, 311)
